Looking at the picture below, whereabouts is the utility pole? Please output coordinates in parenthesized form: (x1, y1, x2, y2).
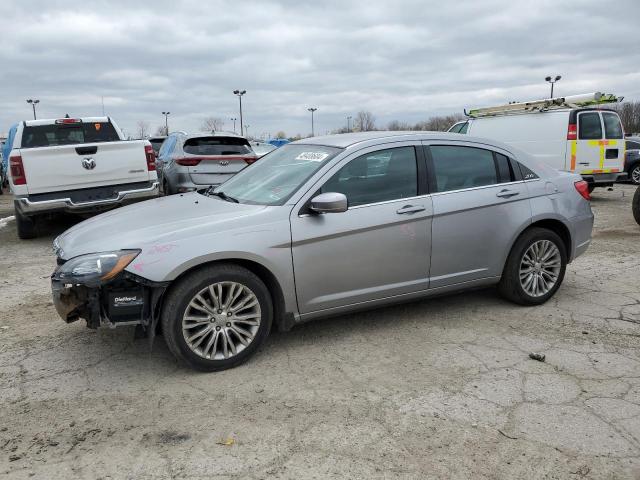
(162, 111, 170, 135)
(347, 115, 352, 133)
(26, 99, 39, 120)
(545, 75, 562, 98)
(308, 107, 318, 136)
(233, 90, 246, 136)
(230, 117, 237, 133)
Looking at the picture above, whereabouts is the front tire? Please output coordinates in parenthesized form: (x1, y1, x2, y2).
(161, 264, 273, 371)
(498, 228, 567, 305)
(633, 186, 640, 226)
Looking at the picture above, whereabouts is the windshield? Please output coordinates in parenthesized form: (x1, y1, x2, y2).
(211, 144, 342, 205)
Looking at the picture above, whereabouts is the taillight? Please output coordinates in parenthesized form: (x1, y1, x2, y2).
(567, 123, 577, 140)
(175, 157, 201, 166)
(55, 118, 81, 124)
(244, 156, 258, 165)
(144, 145, 156, 171)
(574, 180, 590, 201)
(10, 155, 26, 185)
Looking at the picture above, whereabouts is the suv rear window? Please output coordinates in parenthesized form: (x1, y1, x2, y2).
(183, 136, 252, 156)
(602, 112, 623, 139)
(21, 122, 120, 148)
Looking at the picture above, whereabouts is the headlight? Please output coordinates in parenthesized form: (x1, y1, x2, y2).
(55, 250, 141, 287)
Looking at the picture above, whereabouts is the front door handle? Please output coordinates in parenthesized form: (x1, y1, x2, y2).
(496, 189, 519, 198)
(396, 204, 426, 214)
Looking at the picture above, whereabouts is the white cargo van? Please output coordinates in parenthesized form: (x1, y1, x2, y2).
(449, 93, 627, 192)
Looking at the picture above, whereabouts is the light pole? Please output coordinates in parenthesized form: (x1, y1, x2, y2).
(545, 75, 561, 98)
(230, 117, 237, 133)
(162, 111, 170, 135)
(307, 107, 318, 136)
(233, 90, 246, 136)
(244, 125, 250, 138)
(26, 99, 39, 120)
(347, 115, 352, 133)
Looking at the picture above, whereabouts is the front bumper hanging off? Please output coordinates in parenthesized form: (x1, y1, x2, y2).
(51, 270, 168, 330)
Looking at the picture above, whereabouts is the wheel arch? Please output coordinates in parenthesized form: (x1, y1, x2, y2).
(160, 257, 290, 332)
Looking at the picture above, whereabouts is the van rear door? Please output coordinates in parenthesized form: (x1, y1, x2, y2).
(574, 111, 624, 175)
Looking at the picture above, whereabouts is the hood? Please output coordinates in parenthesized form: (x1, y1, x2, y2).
(55, 193, 270, 259)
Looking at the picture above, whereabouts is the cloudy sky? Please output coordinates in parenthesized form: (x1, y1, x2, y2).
(1, 0, 639, 138)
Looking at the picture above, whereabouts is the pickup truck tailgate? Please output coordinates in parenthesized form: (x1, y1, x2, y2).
(20, 141, 151, 194)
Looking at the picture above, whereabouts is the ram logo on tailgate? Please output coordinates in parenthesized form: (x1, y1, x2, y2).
(82, 157, 96, 170)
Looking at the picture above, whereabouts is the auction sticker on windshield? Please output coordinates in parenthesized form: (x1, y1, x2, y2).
(295, 152, 329, 162)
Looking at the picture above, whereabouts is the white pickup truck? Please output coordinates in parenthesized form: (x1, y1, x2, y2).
(7, 117, 159, 239)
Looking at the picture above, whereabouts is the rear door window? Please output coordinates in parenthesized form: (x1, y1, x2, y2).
(21, 122, 120, 148)
(183, 136, 252, 156)
(627, 141, 640, 150)
(602, 112, 623, 139)
(578, 112, 602, 140)
(430, 145, 497, 192)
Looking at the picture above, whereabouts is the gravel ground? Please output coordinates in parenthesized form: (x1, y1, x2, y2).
(0, 186, 639, 479)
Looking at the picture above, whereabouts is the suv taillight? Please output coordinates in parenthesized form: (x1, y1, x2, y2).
(567, 123, 577, 140)
(244, 156, 258, 165)
(176, 157, 202, 166)
(574, 180, 590, 201)
(10, 155, 26, 185)
(144, 145, 156, 171)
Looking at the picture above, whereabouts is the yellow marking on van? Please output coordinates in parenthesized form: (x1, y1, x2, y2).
(580, 168, 620, 174)
(587, 140, 617, 169)
(570, 140, 577, 171)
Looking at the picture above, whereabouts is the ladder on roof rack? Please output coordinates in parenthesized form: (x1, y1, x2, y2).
(466, 92, 622, 118)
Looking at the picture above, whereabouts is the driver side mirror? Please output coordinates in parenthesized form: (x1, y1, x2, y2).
(310, 192, 348, 213)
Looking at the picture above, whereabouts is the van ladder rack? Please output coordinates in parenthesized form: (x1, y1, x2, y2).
(466, 92, 622, 118)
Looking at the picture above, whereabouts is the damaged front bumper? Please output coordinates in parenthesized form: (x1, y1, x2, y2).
(51, 271, 168, 330)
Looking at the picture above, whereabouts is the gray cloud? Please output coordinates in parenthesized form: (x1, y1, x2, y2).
(1, 0, 638, 137)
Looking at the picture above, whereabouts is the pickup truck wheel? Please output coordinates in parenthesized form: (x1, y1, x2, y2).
(630, 164, 640, 185)
(15, 209, 37, 240)
(161, 264, 272, 371)
(633, 186, 640, 226)
(498, 228, 567, 305)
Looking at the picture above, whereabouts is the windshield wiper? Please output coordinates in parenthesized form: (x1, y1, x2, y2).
(207, 189, 239, 203)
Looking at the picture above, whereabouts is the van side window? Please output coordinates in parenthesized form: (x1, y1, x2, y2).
(578, 112, 602, 140)
(430, 146, 497, 192)
(627, 141, 640, 150)
(602, 112, 623, 139)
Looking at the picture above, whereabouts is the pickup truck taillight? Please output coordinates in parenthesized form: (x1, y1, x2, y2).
(10, 155, 26, 185)
(244, 156, 258, 165)
(144, 145, 156, 171)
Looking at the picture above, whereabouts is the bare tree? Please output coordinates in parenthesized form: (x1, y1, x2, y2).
(612, 101, 640, 134)
(154, 125, 166, 136)
(354, 111, 376, 131)
(136, 120, 150, 139)
(275, 131, 287, 139)
(413, 114, 465, 132)
(201, 117, 225, 132)
(387, 120, 412, 131)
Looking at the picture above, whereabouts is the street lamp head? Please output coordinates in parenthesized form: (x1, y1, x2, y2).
(241, 90, 246, 95)
(34, 99, 39, 104)
(233, 90, 239, 94)
(545, 76, 552, 82)
(555, 75, 562, 81)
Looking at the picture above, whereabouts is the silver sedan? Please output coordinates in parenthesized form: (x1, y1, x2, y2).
(51, 132, 594, 371)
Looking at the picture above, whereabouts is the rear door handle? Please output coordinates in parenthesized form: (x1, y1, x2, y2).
(496, 189, 519, 198)
(396, 204, 426, 214)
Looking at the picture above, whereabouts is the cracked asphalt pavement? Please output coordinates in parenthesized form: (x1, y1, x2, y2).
(0, 185, 639, 479)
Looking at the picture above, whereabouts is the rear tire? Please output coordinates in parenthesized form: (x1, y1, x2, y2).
(161, 264, 273, 371)
(498, 227, 567, 305)
(15, 208, 37, 240)
(633, 186, 640, 226)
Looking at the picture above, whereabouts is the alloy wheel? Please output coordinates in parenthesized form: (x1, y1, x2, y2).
(182, 281, 261, 360)
(631, 165, 640, 185)
(519, 240, 561, 297)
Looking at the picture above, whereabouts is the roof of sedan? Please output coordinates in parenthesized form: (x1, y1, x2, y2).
(291, 131, 496, 149)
